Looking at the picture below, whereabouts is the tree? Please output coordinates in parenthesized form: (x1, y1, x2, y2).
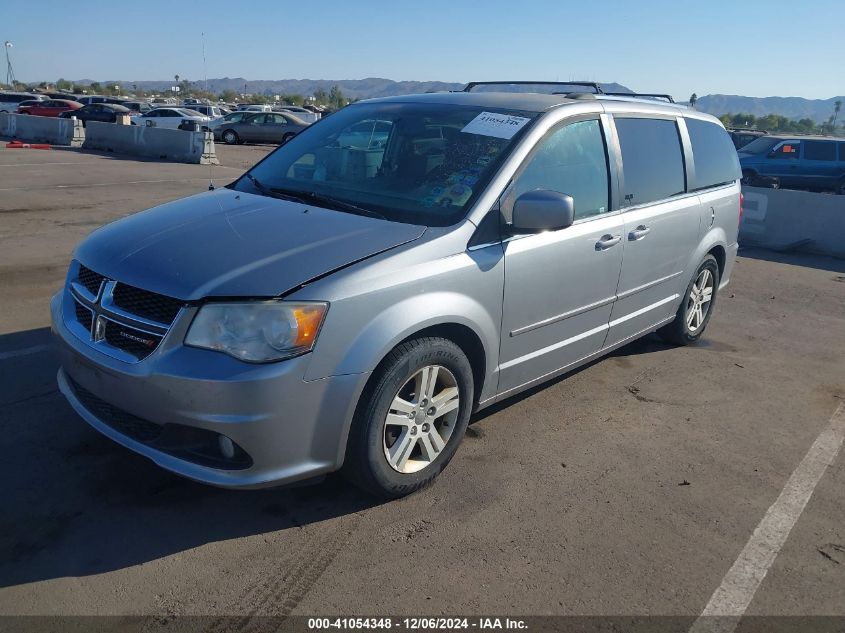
(56, 78, 72, 91)
(219, 89, 238, 103)
(833, 100, 842, 129)
(89, 82, 102, 93)
(329, 85, 348, 109)
(689, 93, 697, 108)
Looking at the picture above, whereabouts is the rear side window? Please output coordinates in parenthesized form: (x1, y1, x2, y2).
(615, 117, 685, 206)
(803, 140, 836, 161)
(686, 118, 741, 189)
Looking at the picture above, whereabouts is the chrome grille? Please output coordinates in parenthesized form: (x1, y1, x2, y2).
(112, 284, 183, 325)
(78, 265, 106, 296)
(67, 262, 186, 362)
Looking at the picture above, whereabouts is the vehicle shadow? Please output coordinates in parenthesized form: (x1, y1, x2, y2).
(471, 333, 674, 424)
(0, 327, 380, 589)
(738, 245, 845, 274)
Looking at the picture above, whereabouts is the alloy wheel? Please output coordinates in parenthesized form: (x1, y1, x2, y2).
(686, 268, 714, 332)
(383, 365, 460, 474)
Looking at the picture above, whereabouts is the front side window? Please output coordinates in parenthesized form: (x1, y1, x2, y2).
(615, 117, 686, 206)
(235, 102, 537, 226)
(686, 118, 741, 190)
(769, 141, 800, 159)
(510, 119, 610, 221)
(803, 140, 836, 161)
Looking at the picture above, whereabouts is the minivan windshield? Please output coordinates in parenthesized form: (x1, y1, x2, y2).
(234, 102, 538, 226)
(738, 137, 781, 155)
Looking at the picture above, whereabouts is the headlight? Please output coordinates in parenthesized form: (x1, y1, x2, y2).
(185, 301, 328, 362)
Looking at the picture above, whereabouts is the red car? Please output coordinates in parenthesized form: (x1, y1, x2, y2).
(18, 99, 82, 117)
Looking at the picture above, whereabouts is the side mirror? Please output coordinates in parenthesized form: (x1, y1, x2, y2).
(511, 190, 575, 233)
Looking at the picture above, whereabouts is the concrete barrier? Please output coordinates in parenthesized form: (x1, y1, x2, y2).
(82, 122, 219, 165)
(0, 112, 84, 146)
(740, 186, 845, 259)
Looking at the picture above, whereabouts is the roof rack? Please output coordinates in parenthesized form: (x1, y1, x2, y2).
(603, 92, 675, 103)
(463, 81, 604, 94)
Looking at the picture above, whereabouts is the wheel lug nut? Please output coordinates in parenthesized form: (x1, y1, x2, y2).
(427, 407, 436, 416)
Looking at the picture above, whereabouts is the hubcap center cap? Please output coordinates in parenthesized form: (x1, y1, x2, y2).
(414, 410, 426, 424)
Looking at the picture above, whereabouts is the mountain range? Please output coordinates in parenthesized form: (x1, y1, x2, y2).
(695, 94, 844, 123)
(75, 77, 842, 123)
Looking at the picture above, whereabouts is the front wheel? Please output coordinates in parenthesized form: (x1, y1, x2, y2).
(282, 132, 295, 144)
(658, 255, 720, 345)
(222, 129, 240, 145)
(343, 337, 474, 498)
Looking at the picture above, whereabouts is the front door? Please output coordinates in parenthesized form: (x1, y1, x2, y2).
(498, 118, 623, 397)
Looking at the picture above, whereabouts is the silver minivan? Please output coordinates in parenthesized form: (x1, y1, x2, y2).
(52, 82, 741, 497)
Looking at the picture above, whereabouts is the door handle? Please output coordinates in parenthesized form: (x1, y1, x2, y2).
(628, 225, 650, 241)
(595, 234, 622, 250)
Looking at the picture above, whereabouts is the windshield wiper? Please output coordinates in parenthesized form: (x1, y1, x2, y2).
(244, 173, 310, 204)
(270, 187, 387, 221)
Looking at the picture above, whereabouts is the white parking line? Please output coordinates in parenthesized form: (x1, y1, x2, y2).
(0, 162, 81, 167)
(0, 344, 51, 361)
(689, 402, 845, 633)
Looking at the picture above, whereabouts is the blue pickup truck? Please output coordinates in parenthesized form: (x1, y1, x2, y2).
(739, 135, 845, 194)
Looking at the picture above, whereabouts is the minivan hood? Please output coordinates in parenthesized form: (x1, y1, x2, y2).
(75, 188, 426, 300)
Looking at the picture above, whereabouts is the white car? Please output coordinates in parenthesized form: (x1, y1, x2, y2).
(190, 105, 228, 120)
(134, 107, 211, 130)
(275, 105, 320, 124)
(236, 104, 273, 113)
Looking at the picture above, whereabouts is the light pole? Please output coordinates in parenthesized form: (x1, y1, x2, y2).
(4, 41, 15, 87)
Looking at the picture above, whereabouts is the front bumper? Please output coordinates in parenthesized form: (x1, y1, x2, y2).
(51, 291, 369, 488)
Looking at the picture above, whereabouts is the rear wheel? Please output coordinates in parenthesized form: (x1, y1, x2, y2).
(658, 255, 720, 345)
(343, 337, 473, 498)
(222, 129, 240, 145)
(282, 132, 295, 144)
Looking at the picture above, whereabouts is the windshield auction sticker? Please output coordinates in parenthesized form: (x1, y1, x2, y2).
(461, 112, 530, 139)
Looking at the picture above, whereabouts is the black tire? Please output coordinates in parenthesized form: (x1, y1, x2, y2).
(282, 132, 295, 144)
(222, 129, 240, 145)
(343, 337, 474, 498)
(837, 176, 845, 195)
(658, 255, 720, 346)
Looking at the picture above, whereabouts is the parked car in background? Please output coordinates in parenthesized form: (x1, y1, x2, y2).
(77, 95, 128, 106)
(739, 135, 845, 193)
(18, 99, 82, 117)
(273, 105, 320, 124)
(38, 92, 81, 102)
(211, 111, 308, 144)
(16, 100, 44, 110)
(236, 104, 273, 112)
(134, 107, 211, 130)
(727, 128, 767, 150)
(121, 101, 154, 115)
(58, 103, 133, 125)
(0, 92, 46, 113)
(52, 85, 740, 497)
(191, 104, 228, 119)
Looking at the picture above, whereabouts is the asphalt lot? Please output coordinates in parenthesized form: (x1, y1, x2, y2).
(0, 143, 843, 622)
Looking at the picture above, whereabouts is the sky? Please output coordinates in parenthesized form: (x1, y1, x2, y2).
(2, 0, 841, 100)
